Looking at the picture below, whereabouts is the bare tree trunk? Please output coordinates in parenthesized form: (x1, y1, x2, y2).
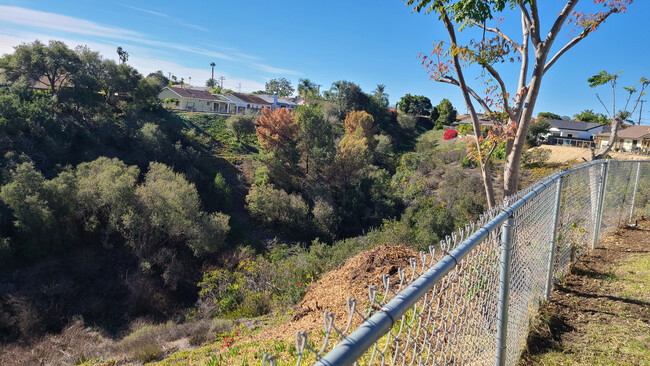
(593, 117, 621, 160)
(481, 164, 496, 208)
(504, 67, 544, 197)
(440, 9, 496, 208)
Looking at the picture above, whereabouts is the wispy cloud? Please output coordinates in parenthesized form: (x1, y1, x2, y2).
(0, 6, 301, 80)
(122, 5, 170, 18)
(0, 5, 141, 39)
(252, 62, 301, 76)
(121, 4, 208, 32)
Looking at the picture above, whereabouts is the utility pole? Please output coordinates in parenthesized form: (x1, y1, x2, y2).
(238, 83, 241, 93)
(638, 100, 646, 126)
(218, 76, 225, 89)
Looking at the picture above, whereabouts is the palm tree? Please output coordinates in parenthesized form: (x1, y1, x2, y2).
(297, 78, 317, 99)
(208, 62, 216, 88)
(116, 46, 129, 64)
(373, 84, 389, 107)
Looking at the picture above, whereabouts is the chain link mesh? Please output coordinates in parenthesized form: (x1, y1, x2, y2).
(261, 160, 649, 366)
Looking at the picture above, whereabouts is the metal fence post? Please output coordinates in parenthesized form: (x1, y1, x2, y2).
(544, 175, 564, 301)
(593, 160, 610, 249)
(495, 215, 515, 366)
(630, 162, 642, 221)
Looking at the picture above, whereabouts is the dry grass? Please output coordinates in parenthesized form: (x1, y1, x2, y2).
(0, 320, 114, 366)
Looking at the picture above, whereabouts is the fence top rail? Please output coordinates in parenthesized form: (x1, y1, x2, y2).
(313, 159, 649, 366)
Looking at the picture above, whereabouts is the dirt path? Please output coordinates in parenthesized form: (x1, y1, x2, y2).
(520, 218, 650, 365)
(529, 145, 650, 163)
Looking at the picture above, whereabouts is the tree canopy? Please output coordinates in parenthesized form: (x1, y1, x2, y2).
(265, 78, 295, 97)
(398, 94, 432, 116)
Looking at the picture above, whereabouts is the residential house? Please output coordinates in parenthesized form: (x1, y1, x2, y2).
(159, 86, 232, 113)
(255, 93, 300, 110)
(456, 113, 501, 128)
(223, 93, 251, 114)
(228, 92, 272, 114)
(545, 119, 604, 139)
(597, 125, 650, 153)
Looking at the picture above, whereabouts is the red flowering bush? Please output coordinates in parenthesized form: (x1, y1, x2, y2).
(443, 128, 458, 140)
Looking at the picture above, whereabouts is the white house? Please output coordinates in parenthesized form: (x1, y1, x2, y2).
(159, 86, 232, 113)
(223, 94, 250, 114)
(227, 92, 271, 114)
(255, 93, 300, 110)
(545, 119, 604, 139)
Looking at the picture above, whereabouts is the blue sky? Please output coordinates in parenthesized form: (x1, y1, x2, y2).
(0, 0, 648, 124)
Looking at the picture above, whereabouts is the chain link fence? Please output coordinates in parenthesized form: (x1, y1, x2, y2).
(262, 159, 649, 366)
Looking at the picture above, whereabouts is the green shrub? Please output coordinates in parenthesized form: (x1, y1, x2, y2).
(458, 124, 473, 135)
(397, 113, 417, 131)
(522, 148, 552, 167)
(226, 114, 256, 141)
(213, 172, 232, 209)
(245, 184, 308, 233)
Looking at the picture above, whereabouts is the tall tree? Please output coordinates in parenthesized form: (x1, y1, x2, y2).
(343, 110, 377, 150)
(205, 78, 217, 89)
(0, 40, 81, 95)
(265, 77, 294, 97)
(295, 105, 335, 174)
(588, 71, 648, 159)
(573, 109, 609, 124)
(408, 0, 633, 204)
(435, 98, 457, 126)
(210, 62, 216, 84)
(537, 112, 563, 121)
(297, 78, 319, 99)
(256, 108, 300, 166)
(373, 84, 390, 107)
(116, 46, 129, 64)
(398, 94, 432, 116)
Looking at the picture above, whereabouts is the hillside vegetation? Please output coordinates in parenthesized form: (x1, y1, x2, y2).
(0, 41, 496, 364)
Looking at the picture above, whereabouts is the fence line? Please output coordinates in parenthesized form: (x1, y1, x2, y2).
(262, 159, 650, 366)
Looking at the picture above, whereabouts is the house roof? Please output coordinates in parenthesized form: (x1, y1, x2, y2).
(546, 119, 603, 131)
(223, 93, 247, 104)
(457, 113, 500, 127)
(229, 92, 271, 105)
(598, 125, 650, 139)
(166, 86, 227, 101)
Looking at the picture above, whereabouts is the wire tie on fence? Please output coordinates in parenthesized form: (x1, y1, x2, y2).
(441, 250, 458, 267)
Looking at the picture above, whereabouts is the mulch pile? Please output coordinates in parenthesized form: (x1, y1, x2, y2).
(258, 245, 420, 341)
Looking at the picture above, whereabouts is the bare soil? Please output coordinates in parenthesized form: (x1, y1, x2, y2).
(529, 145, 650, 164)
(520, 218, 650, 365)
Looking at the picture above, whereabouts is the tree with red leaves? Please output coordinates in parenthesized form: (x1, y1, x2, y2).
(407, 0, 632, 207)
(256, 108, 299, 166)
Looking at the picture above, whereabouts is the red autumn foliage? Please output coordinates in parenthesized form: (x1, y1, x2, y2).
(443, 128, 458, 140)
(255, 108, 298, 151)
